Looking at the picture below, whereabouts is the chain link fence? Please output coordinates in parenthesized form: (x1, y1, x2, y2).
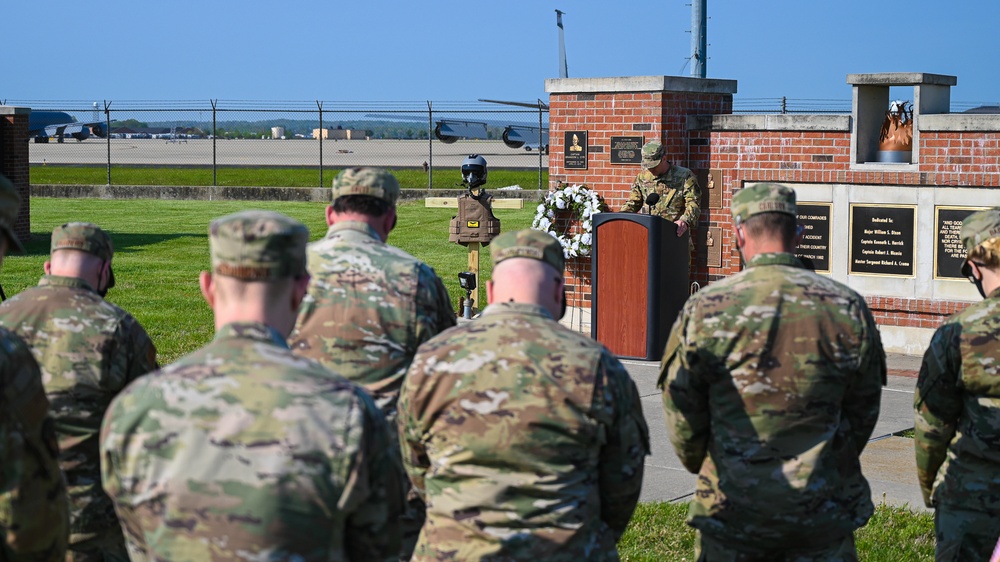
(7, 97, 996, 187)
(12, 100, 550, 189)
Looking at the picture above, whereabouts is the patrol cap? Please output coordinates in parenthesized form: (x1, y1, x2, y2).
(490, 229, 564, 273)
(960, 207, 1000, 276)
(0, 174, 24, 253)
(51, 222, 116, 288)
(731, 183, 797, 226)
(640, 141, 665, 170)
(331, 167, 401, 206)
(209, 210, 309, 280)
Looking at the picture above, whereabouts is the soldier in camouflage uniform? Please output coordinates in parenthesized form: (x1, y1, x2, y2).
(0, 222, 157, 562)
(915, 207, 1000, 561)
(289, 167, 455, 559)
(620, 140, 701, 259)
(100, 210, 405, 562)
(0, 175, 69, 562)
(660, 183, 886, 561)
(398, 229, 649, 562)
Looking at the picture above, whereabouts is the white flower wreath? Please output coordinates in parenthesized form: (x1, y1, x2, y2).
(531, 184, 608, 259)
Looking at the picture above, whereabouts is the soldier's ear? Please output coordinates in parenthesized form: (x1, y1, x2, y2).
(199, 271, 216, 308)
(291, 274, 310, 312)
(325, 205, 336, 227)
(43, 261, 52, 275)
(486, 279, 495, 305)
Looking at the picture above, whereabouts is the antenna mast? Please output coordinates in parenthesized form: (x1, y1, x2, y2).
(691, 0, 707, 78)
(556, 10, 568, 79)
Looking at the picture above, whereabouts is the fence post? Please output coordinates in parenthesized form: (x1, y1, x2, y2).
(211, 99, 217, 187)
(103, 101, 111, 186)
(317, 101, 324, 188)
(538, 101, 544, 190)
(427, 101, 433, 189)
(781, 96, 787, 114)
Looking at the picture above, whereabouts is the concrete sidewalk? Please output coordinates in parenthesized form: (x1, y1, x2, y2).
(627, 352, 928, 512)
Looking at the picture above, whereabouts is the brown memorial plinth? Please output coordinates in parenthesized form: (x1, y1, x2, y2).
(591, 212, 690, 361)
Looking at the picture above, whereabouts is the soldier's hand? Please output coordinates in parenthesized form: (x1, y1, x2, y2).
(674, 220, 688, 237)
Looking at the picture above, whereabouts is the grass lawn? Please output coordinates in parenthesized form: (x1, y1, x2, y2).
(5, 198, 537, 362)
(619, 502, 935, 561)
(30, 166, 547, 191)
(7, 197, 936, 558)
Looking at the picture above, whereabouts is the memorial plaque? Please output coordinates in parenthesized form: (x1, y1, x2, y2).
(610, 136, 643, 164)
(564, 131, 588, 170)
(796, 203, 831, 273)
(706, 169, 722, 209)
(935, 206, 984, 279)
(703, 226, 722, 268)
(849, 204, 916, 277)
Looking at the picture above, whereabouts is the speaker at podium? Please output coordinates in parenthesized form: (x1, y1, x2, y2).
(590, 212, 690, 361)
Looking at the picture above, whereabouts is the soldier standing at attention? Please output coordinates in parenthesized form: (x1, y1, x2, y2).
(660, 183, 886, 561)
(0, 175, 68, 562)
(100, 211, 404, 562)
(915, 207, 1000, 561)
(397, 229, 649, 562)
(0, 222, 157, 562)
(289, 167, 455, 558)
(620, 140, 701, 238)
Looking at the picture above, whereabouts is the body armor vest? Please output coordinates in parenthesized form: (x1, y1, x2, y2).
(449, 191, 501, 246)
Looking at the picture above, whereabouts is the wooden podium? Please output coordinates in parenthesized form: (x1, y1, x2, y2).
(591, 213, 690, 361)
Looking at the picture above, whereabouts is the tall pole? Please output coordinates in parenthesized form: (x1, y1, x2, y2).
(691, 0, 707, 78)
(556, 10, 568, 79)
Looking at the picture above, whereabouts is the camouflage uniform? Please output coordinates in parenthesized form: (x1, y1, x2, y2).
(289, 168, 455, 422)
(0, 175, 69, 562)
(620, 141, 701, 227)
(289, 168, 454, 559)
(915, 208, 1000, 561)
(398, 229, 649, 562)
(660, 183, 885, 559)
(100, 211, 404, 562)
(0, 223, 157, 562)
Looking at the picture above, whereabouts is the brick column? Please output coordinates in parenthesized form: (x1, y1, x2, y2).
(544, 76, 736, 306)
(0, 107, 31, 245)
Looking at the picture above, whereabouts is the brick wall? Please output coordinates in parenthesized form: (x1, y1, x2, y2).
(547, 84, 733, 308)
(545, 76, 1000, 333)
(0, 107, 31, 245)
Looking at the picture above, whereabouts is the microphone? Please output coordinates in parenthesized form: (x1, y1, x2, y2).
(645, 192, 660, 214)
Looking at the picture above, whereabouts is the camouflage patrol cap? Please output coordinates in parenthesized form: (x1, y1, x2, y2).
(331, 167, 400, 206)
(209, 210, 309, 280)
(960, 208, 1000, 276)
(491, 229, 564, 273)
(961, 208, 1000, 255)
(731, 183, 797, 226)
(641, 141, 665, 170)
(51, 222, 114, 261)
(0, 174, 24, 253)
(51, 222, 116, 288)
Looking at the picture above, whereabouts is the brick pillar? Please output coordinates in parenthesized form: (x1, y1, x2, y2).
(544, 76, 736, 307)
(0, 107, 31, 245)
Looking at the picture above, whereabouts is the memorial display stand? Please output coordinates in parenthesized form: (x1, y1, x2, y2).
(591, 212, 689, 361)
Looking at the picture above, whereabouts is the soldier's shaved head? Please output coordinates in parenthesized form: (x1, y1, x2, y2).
(488, 257, 563, 320)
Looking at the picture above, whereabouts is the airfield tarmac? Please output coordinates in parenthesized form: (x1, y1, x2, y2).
(29, 138, 549, 170)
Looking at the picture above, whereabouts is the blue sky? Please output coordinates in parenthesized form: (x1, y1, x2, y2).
(6, 0, 999, 105)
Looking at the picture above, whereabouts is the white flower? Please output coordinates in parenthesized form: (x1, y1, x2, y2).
(531, 184, 602, 260)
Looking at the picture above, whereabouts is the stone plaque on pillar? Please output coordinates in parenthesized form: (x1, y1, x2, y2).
(698, 169, 723, 209)
(796, 203, 832, 273)
(610, 136, 643, 164)
(702, 227, 722, 268)
(849, 204, 916, 277)
(564, 131, 588, 170)
(935, 206, 983, 279)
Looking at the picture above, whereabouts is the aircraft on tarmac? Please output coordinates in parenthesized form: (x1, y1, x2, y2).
(28, 111, 106, 143)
